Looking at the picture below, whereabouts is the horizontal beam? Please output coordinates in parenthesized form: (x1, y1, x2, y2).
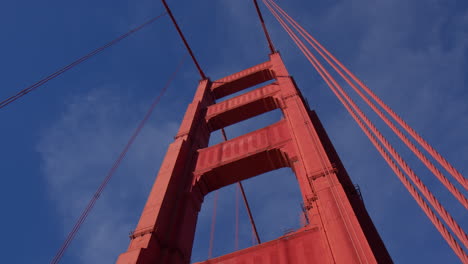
(211, 60, 274, 99)
(206, 83, 281, 131)
(194, 120, 294, 194)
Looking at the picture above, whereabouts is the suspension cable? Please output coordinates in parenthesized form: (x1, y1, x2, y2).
(161, 0, 206, 79)
(0, 13, 167, 110)
(268, 0, 468, 192)
(265, 0, 468, 251)
(264, 1, 467, 262)
(267, 0, 468, 211)
(50, 55, 186, 264)
(252, 0, 276, 53)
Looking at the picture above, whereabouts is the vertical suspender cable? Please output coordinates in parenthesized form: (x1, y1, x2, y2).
(263, 1, 467, 262)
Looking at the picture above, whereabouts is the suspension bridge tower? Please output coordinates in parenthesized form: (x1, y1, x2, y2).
(115, 2, 392, 263)
(2, 0, 465, 263)
(116, 51, 392, 264)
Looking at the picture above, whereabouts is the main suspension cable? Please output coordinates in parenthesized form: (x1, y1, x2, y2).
(265, 0, 468, 251)
(264, 1, 467, 261)
(252, 0, 276, 53)
(268, 0, 467, 210)
(0, 13, 167, 110)
(268, 0, 467, 192)
(50, 55, 186, 264)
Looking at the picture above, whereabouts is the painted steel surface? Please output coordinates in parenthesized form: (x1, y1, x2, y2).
(116, 53, 392, 264)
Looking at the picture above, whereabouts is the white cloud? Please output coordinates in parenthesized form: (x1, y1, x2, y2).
(37, 87, 178, 263)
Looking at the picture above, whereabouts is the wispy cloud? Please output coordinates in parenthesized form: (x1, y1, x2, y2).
(37, 87, 178, 263)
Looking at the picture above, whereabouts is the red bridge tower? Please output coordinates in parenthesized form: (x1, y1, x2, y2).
(116, 52, 392, 263)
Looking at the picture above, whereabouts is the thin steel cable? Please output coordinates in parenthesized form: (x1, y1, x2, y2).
(267, 0, 468, 250)
(238, 181, 261, 244)
(235, 183, 240, 250)
(50, 55, 187, 264)
(269, 0, 468, 192)
(208, 190, 219, 258)
(0, 13, 167, 110)
(265, 4, 467, 261)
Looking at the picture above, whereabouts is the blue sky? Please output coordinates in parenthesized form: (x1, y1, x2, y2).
(0, 0, 467, 263)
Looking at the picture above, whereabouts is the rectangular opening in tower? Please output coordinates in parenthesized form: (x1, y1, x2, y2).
(208, 108, 283, 147)
(215, 79, 276, 103)
(190, 167, 304, 263)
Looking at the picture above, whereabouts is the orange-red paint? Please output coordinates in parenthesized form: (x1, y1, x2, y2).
(116, 53, 392, 264)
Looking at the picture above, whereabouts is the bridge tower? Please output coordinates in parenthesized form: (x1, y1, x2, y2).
(116, 51, 392, 263)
